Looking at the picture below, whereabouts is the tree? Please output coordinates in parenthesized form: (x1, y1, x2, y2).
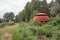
(56, 0, 60, 16)
(25, 2, 31, 22)
(19, 10, 26, 22)
(50, 0, 60, 17)
(31, 10, 39, 19)
(15, 15, 19, 23)
(3, 12, 14, 22)
(24, 0, 49, 21)
(18, 0, 51, 22)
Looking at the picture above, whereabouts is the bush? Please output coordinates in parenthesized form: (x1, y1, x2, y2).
(12, 27, 53, 40)
(31, 21, 46, 26)
(7, 21, 15, 25)
(49, 16, 60, 26)
(0, 22, 7, 28)
(12, 22, 54, 40)
(12, 26, 37, 40)
(0, 21, 15, 28)
(11, 16, 60, 40)
(55, 16, 60, 25)
(45, 31, 52, 37)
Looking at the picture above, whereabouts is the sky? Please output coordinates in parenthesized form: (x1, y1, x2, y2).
(0, 0, 52, 18)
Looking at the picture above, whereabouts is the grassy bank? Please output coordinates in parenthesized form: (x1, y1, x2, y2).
(11, 20, 60, 40)
(0, 16, 60, 40)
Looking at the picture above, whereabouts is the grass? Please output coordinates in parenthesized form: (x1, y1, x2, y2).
(0, 22, 7, 28)
(0, 32, 4, 40)
(10, 20, 60, 40)
(9, 23, 54, 40)
(0, 22, 60, 40)
(0, 21, 60, 40)
(0, 21, 15, 28)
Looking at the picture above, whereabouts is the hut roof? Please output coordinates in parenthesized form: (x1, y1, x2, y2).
(35, 13, 47, 16)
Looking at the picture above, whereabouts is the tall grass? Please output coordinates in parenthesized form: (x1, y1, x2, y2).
(12, 17, 60, 40)
(12, 22, 56, 40)
(0, 21, 15, 28)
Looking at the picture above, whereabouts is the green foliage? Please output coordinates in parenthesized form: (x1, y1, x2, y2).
(12, 26, 37, 40)
(55, 16, 60, 24)
(0, 22, 7, 28)
(0, 18, 5, 23)
(50, 0, 60, 17)
(18, 0, 60, 22)
(15, 15, 19, 23)
(4, 16, 60, 40)
(0, 32, 3, 40)
(7, 21, 15, 25)
(32, 21, 45, 26)
(31, 10, 39, 19)
(3, 12, 15, 22)
(12, 22, 56, 40)
(0, 21, 15, 28)
(19, 0, 49, 22)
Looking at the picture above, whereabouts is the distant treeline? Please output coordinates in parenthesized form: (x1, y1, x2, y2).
(0, 12, 19, 23)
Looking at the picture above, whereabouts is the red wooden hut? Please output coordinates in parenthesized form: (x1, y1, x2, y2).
(33, 13, 49, 22)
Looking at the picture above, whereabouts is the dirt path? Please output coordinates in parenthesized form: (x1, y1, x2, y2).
(1, 32, 13, 40)
(0, 23, 19, 31)
(0, 23, 19, 40)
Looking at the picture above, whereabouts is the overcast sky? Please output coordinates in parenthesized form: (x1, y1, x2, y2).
(0, 0, 52, 18)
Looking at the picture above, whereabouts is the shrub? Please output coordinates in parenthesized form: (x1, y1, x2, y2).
(12, 23, 53, 40)
(31, 21, 46, 26)
(0, 21, 15, 28)
(0, 22, 7, 28)
(49, 16, 60, 26)
(55, 16, 60, 25)
(12, 26, 37, 40)
(45, 31, 52, 38)
(7, 21, 15, 25)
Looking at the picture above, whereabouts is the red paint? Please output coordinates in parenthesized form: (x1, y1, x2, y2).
(33, 13, 49, 22)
